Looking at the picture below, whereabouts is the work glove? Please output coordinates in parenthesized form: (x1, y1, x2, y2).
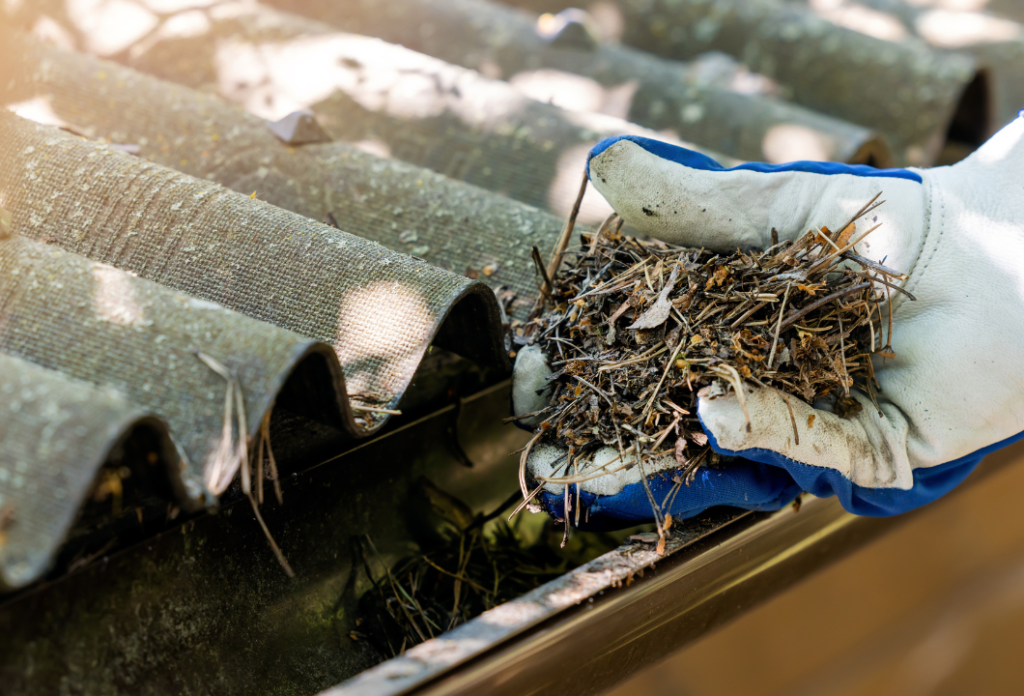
(513, 115, 1024, 525)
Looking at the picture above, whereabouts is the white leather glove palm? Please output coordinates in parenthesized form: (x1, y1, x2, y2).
(514, 116, 1024, 521)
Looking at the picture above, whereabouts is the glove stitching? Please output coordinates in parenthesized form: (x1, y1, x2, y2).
(899, 174, 941, 306)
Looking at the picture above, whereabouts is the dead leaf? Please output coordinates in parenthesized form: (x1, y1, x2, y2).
(674, 436, 688, 465)
(836, 221, 856, 248)
(835, 396, 863, 418)
(628, 265, 679, 330)
(705, 264, 729, 289)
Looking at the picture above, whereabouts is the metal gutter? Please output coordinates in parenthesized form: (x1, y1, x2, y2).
(325, 446, 1017, 696)
(322, 497, 871, 696)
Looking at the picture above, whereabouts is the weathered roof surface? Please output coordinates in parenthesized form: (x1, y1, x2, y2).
(0, 31, 562, 323)
(0, 0, 1003, 605)
(0, 353, 181, 590)
(0, 227, 342, 479)
(966, 41, 1024, 140)
(505, 0, 983, 165)
(0, 106, 509, 586)
(787, 0, 1024, 148)
(0, 110, 504, 421)
(2, 0, 731, 225)
(258, 0, 891, 166)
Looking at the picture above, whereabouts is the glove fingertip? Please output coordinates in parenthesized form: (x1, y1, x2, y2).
(511, 345, 552, 426)
(696, 389, 751, 456)
(587, 135, 725, 180)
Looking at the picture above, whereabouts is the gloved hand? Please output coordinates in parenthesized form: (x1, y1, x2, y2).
(513, 115, 1024, 525)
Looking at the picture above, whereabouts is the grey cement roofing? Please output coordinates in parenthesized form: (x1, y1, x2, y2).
(0, 0, 1004, 591)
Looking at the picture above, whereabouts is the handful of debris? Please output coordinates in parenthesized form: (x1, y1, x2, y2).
(514, 194, 911, 516)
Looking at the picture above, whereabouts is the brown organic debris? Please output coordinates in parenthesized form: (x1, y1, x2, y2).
(356, 482, 600, 657)
(515, 195, 911, 527)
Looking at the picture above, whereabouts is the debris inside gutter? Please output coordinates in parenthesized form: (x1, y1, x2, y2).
(514, 191, 911, 544)
(354, 478, 630, 658)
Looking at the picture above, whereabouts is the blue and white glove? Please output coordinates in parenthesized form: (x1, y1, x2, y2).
(513, 116, 1024, 524)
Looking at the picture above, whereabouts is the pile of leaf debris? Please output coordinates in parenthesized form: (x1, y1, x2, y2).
(512, 195, 911, 520)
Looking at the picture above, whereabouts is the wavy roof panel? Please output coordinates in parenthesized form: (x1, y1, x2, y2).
(259, 0, 891, 166)
(2, 0, 732, 225)
(0, 353, 182, 590)
(0, 30, 563, 322)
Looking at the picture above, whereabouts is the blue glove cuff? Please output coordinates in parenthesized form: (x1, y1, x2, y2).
(701, 417, 1024, 517)
(538, 459, 802, 530)
(587, 134, 922, 183)
(535, 426, 1022, 527)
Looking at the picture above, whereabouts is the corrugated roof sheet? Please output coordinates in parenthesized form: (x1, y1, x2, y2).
(504, 0, 985, 165)
(0, 111, 505, 421)
(0, 352, 181, 589)
(0, 0, 1006, 598)
(3, 0, 732, 225)
(257, 0, 891, 165)
(0, 30, 569, 323)
(0, 104, 509, 588)
(786, 0, 1024, 153)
